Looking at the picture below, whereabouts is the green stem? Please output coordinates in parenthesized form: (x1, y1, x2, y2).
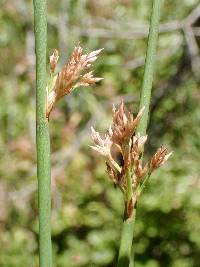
(136, 0, 162, 136)
(137, 174, 151, 196)
(33, 1, 52, 267)
(131, 1, 162, 266)
(129, 247, 135, 267)
(117, 209, 136, 267)
(117, 170, 134, 266)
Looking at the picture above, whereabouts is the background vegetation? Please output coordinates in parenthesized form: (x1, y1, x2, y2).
(1, 0, 200, 266)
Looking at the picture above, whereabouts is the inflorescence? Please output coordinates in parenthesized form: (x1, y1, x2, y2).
(46, 44, 103, 119)
(91, 102, 172, 218)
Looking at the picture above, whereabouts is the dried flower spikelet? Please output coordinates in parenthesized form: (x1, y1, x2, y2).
(109, 102, 145, 146)
(149, 146, 173, 172)
(131, 134, 147, 154)
(122, 134, 147, 181)
(134, 161, 149, 180)
(90, 127, 112, 158)
(46, 45, 103, 118)
(50, 49, 59, 74)
(74, 71, 103, 89)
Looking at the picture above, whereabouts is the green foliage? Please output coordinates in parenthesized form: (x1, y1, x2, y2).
(0, 0, 200, 266)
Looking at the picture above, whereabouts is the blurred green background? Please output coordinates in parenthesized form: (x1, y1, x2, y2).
(1, 0, 200, 266)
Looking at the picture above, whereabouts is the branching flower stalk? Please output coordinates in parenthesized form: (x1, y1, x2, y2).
(33, 2, 103, 262)
(91, 102, 172, 266)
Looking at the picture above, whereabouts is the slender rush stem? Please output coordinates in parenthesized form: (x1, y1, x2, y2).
(129, 1, 162, 266)
(33, 1, 52, 266)
(117, 209, 136, 267)
(117, 169, 134, 267)
(137, 0, 162, 136)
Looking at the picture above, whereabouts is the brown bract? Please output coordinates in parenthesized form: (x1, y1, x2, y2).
(46, 45, 103, 119)
(50, 49, 59, 74)
(106, 162, 118, 185)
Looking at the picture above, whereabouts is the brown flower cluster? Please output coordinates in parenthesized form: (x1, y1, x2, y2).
(91, 101, 172, 217)
(46, 44, 103, 119)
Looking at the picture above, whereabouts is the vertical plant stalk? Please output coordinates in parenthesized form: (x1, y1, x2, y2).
(117, 208, 136, 267)
(33, 1, 52, 267)
(137, 0, 162, 136)
(117, 1, 162, 266)
(131, 0, 162, 266)
(117, 169, 136, 267)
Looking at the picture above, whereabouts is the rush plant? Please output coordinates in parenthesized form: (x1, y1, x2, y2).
(34, 0, 166, 266)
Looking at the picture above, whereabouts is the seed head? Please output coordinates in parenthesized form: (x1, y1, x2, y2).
(90, 102, 172, 216)
(109, 101, 145, 146)
(46, 44, 103, 118)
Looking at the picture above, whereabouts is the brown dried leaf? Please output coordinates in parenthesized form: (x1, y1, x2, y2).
(50, 49, 59, 74)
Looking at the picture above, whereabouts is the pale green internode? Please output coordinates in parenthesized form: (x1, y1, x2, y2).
(137, 0, 163, 136)
(33, 0, 52, 266)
